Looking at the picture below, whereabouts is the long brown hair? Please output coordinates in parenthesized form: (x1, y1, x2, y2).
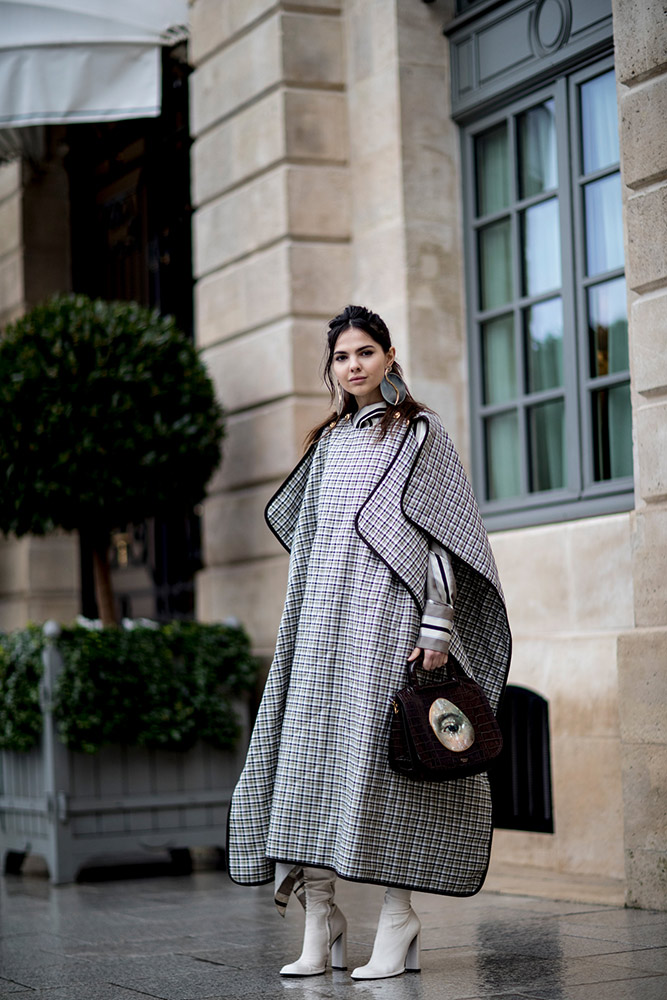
(305, 305, 427, 448)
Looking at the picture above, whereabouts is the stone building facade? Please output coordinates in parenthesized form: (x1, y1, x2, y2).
(0, 0, 664, 908)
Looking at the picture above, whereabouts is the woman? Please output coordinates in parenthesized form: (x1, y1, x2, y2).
(227, 305, 511, 980)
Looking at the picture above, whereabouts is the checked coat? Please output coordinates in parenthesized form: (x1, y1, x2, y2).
(227, 409, 511, 902)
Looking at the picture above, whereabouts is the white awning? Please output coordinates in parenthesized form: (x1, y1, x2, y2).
(0, 0, 189, 129)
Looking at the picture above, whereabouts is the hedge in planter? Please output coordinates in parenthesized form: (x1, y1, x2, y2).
(0, 621, 257, 755)
(0, 624, 45, 753)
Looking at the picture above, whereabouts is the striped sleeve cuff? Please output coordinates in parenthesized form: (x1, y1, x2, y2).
(418, 599, 454, 654)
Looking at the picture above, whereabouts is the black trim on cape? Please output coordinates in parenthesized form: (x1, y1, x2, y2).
(265, 413, 511, 712)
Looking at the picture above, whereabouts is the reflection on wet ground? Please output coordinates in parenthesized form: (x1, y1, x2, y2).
(1, 868, 666, 999)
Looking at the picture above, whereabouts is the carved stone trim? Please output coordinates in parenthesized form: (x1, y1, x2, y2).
(529, 0, 573, 58)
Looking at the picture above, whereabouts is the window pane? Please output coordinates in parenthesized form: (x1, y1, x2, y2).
(479, 220, 512, 310)
(584, 173, 624, 276)
(525, 297, 563, 392)
(580, 70, 619, 174)
(485, 411, 521, 500)
(593, 382, 633, 480)
(476, 123, 510, 216)
(588, 277, 629, 377)
(529, 399, 565, 491)
(518, 99, 557, 199)
(483, 315, 516, 404)
(522, 198, 561, 296)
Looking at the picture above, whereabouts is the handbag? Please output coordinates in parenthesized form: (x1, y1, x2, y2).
(388, 656, 503, 782)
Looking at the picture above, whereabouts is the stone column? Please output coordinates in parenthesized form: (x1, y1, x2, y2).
(0, 151, 79, 629)
(345, 0, 468, 453)
(0, 161, 24, 329)
(613, 0, 667, 909)
(190, 0, 350, 657)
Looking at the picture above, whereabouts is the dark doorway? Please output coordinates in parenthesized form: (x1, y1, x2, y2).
(490, 684, 554, 834)
(66, 44, 201, 622)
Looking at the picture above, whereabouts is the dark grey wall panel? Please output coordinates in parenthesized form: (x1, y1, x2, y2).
(447, 0, 613, 120)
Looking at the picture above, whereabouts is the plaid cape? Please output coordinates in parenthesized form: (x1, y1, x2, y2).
(227, 413, 511, 904)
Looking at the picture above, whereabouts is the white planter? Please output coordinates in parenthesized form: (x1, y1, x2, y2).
(0, 630, 249, 884)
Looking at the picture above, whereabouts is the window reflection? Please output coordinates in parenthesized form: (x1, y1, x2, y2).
(588, 278, 628, 377)
(584, 174, 624, 276)
(525, 298, 563, 392)
(519, 99, 558, 199)
(530, 400, 565, 491)
(485, 411, 521, 500)
(483, 315, 516, 405)
(580, 71, 619, 174)
(522, 198, 561, 296)
(593, 384, 633, 481)
(479, 220, 512, 309)
(476, 123, 510, 216)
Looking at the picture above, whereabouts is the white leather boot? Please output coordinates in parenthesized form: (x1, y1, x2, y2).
(279, 867, 347, 976)
(350, 887, 421, 980)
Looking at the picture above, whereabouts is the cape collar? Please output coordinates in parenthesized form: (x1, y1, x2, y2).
(352, 401, 387, 428)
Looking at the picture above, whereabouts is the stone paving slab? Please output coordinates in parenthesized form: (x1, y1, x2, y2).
(1, 870, 666, 1000)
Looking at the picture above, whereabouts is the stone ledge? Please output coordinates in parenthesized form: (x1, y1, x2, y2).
(631, 289, 667, 395)
(189, 0, 279, 68)
(624, 184, 667, 294)
(612, 0, 667, 87)
(619, 74, 667, 190)
(190, 14, 281, 136)
(636, 400, 667, 502)
(484, 858, 626, 907)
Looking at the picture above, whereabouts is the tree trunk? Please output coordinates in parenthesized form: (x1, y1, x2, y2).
(92, 534, 118, 626)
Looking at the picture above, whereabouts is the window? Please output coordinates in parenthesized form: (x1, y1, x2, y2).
(464, 59, 632, 528)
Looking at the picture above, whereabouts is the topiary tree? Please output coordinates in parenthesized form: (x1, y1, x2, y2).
(0, 294, 224, 625)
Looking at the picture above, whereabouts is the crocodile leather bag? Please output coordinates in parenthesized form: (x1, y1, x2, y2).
(388, 657, 503, 782)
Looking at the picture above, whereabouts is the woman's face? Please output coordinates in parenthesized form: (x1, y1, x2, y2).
(331, 327, 395, 409)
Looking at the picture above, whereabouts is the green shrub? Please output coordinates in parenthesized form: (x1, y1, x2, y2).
(0, 622, 258, 755)
(0, 295, 225, 624)
(0, 295, 224, 536)
(0, 625, 45, 752)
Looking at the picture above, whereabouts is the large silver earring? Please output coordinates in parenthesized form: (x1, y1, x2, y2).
(380, 367, 407, 405)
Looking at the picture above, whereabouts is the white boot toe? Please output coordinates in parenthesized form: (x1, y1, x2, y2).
(350, 888, 421, 981)
(279, 868, 347, 977)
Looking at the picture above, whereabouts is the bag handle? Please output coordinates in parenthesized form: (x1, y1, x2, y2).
(407, 653, 458, 689)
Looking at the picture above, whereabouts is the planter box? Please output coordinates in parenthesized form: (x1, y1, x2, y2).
(0, 633, 249, 884)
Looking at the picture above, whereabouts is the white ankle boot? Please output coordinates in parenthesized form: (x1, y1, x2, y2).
(279, 867, 347, 976)
(350, 887, 421, 980)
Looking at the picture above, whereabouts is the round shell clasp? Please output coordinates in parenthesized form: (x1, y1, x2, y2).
(429, 698, 475, 752)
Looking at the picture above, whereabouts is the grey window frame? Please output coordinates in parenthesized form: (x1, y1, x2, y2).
(462, 53, 633, 531)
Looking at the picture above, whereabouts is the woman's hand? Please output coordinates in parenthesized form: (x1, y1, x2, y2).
(407, 647, 448, 672)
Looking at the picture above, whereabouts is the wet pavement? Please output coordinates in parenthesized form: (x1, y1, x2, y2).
(1, 866, 666, 1000)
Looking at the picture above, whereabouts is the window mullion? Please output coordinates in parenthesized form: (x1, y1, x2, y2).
(570, 71, 596, 491)
(554, 75, 581, 498)
(508, 111, 529, 496)
(463, 126, 488, 503)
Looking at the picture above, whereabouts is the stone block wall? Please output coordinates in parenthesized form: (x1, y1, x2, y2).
(612, 0, 667, 910)
(491, 515, 632, 882)
(190, 0, 350, 656)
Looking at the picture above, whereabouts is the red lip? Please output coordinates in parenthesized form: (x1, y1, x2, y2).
(349, 377, 366, 383)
